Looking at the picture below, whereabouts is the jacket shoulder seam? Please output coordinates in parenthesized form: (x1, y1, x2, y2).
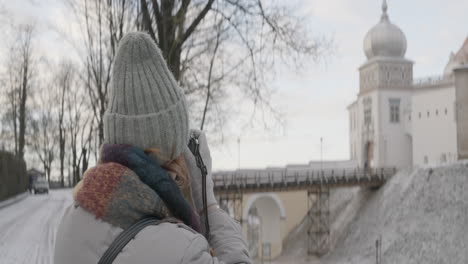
(136, 222, 200, 243)
(179, 235, 209, 264)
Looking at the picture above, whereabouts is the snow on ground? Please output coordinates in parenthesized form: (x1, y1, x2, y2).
(0, 192, 29, 209)
(2, 162, 468, 264)
(322, 162, 468, 264)
(278, 162, 468, 264)
(0, 189, 73, 264)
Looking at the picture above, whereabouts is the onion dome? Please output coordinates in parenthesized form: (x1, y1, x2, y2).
(363, 0, 407, 59)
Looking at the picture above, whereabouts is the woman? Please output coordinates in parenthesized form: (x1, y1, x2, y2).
(54, 32, 251, 264)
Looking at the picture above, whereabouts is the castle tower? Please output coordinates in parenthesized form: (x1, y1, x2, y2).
(349, 0, 413, 168)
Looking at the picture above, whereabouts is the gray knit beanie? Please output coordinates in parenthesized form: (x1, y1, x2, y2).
(104, 32, 189, 160)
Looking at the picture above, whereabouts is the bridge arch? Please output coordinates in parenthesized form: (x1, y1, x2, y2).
(243, 193, 287, 259)
(242, 193, 286, 222)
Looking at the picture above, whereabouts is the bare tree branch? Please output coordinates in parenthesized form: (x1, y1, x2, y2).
(179, 0, 214, 47)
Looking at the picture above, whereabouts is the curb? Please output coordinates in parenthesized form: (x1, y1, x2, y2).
(0, 192, 29, 209)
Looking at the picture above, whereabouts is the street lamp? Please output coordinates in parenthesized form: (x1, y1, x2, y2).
(237, 137, 241, 170)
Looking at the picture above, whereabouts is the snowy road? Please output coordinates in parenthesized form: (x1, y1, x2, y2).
(0, 189, 73, 264)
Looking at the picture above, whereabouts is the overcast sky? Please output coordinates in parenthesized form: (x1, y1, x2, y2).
(4, 0, 468, 171)
(217, 0, 468, 170)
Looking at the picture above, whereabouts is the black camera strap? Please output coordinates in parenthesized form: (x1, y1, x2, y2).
(188, 135, 210, 239)
(98, 217, 163, 264)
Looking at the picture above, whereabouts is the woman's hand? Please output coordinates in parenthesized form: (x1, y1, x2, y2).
(184, 129, 217, 214)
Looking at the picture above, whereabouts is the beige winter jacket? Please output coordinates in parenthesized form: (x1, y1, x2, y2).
(54, 204, 251, 264)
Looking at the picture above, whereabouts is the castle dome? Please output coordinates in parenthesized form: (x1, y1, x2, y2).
(364, 0, 407, 59)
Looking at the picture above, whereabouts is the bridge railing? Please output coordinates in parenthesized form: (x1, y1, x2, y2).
(213, 167, 396, 190)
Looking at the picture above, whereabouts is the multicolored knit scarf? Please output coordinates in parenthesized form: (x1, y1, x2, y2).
(73, 144, 201, 233)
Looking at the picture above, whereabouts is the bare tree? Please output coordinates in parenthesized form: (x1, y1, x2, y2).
(61, 0, 330, 150)
(1, 24, 36, 159)
(30, 90, 57, 183)
(138, 0, 330, 132)
(63, 63, 94, 186)
(65, 0, 138, 144)
(53, 60, 77, 187)
(64, 0, 329, 145)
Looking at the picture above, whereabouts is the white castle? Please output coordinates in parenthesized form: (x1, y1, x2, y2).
(213, 4, 468, 258)
(348, 0, 468, 168)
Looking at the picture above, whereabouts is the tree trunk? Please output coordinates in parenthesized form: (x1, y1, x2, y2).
(98, 106, 105, 145)
(12, 98, 18, 156)
(59, 129, 65, 187)
(82, 147, 88, 175)
(167, 48, 181, 81)
(18, 63, 28, 159)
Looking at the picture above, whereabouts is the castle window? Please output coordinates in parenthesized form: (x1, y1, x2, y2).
(363, 97, 372, 126)
(364, 108, 372, 125)
(445, 108, 448, 115)
(436, 109, 439, 116)
(389, 98, 400, 123)
(427, 111, 430, 117)
(419, 112, 422, 119)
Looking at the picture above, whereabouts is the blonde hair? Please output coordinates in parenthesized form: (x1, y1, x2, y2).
(144, 148, 195, 207)
(144, 148, 190, 186)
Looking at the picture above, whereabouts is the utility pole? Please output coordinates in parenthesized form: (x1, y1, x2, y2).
(237, 137, 241, 170)
(376, 239, 379, 264)
(376, 235, 382, 264)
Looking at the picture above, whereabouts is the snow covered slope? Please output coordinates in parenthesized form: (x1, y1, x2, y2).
(323, 162, 468, 264)
(0, 189, 72, 264)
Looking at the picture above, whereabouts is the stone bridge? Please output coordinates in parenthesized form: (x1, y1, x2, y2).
(212, 166, 396, 259)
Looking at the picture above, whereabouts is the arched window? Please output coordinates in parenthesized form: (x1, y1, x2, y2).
(389, 98, 400, 123)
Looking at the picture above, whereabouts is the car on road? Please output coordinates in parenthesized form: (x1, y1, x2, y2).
(33, 178, 49, 194)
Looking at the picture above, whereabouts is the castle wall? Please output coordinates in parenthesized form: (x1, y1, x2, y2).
(353, 91, 380, 168)
(454, 66, 468, 159)
(348, 102, 359, 163)
(377, 90, 413, 168)
(411, 85, 458, 165)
